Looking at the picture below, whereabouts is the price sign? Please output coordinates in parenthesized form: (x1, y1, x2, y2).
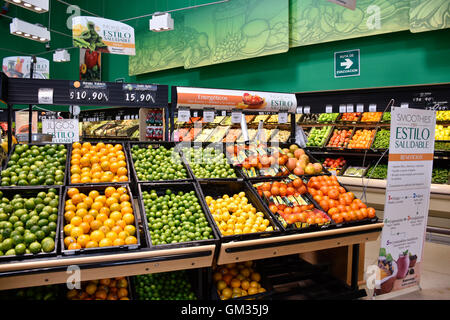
(203, 109, 215, 123)
(178, 108, 191, 123)
(124, 92, 155, 104)
(222, 110, 227, 117)
(231, 110, 243, 124)
(339, 105, 347, 113)
(69, 89, 109, 102)
(296, 107, 303, 114)
(279, 112, 288, 124)
(347, 104, 354, 113)
(369, 104, 377, 112)
(38, 88, 54, 104)
(326, 105, 333, 113)
(304, 106, 311, 114)
(401, 103, 409, 109)
(193, 111, 198, 117)
(357, 104, 364, 113)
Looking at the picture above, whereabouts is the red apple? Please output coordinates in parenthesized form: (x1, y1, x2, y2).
(293, 167, 304, 176)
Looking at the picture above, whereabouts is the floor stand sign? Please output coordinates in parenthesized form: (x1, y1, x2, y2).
(374, 107, 436, 298)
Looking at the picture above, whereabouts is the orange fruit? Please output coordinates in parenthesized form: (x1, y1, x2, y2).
(77, 234, 90, 248)
(113, 238, 125, 246)
(112, 177, 120, 183)
(64, 224, 74, 236)
(70, 226, 84, 238)
(70, 216, 82, 226)
(120, 201, 132, 209)
(99, 238, 113, 248)
(122, 214, 134, 225)
(116, 187, 127, 195)
(110, 162, 120, 174)
(101, 173, 113, 183)
(92, 172, 102, 180)
(64, 211, 76, 223)
(90, 220, 102, 231)
(104, 187, 116, 198)
(85, 241, 99, 249)
(110, 211, 122, 222)
(92, 178, 101, 184)
(111, 226, 123, 234)
(118, 231, 129, 240)
(81, 176, 91, 184)
(99, 207, 110, 216)
(124, 225, 136, 236)
(104, 219, 116, 229)
(71, 158, 80, 166)
(68, 242, 82, 250)
(109, 203, 121, 213)
(71, 166, 81, 175)
(87, 210, 98, 219)
(106, 232, 118, 241)
(117, 167, 127, 177)
(82, 142, 92, 149)
(124, 236, 137, 245)
(80, 157, 91, 167)
(99, 225, 110, 235)
(116, 154, 126, 162)
(64, 236, 76, 248)
(117, 160, 127, 168)
(119, 194, 130, 203)
(68, 188, 80, 198)
(116, 220, 126, 230)
(111, 192, 121, 200)
(90, 230, 105, 242)
(76, 202, 88, 211)
(76, 208, 88, 218)
(71, 194, 83, 205)
(100, 161, 110, 171)
(80, 222, 90, 234)
(90, 156, 100, 165)
(83, 197, 93, 208)
(106, 197, 119, 207)
(91, 202, 103, 212)
(118, 176, 128, 182)
(83, 214, 95, 224)
(71, 177, 81, 184)
(73, 142, 82, 149)
(121, 206, 133, 215)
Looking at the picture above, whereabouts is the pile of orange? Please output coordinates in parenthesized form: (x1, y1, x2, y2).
(70, 142, 128, 184)
(347, 129, 376, 149)
(361, 112, 383, 122)
(63, 186, 138, 250)
(67, 278, 130, 300)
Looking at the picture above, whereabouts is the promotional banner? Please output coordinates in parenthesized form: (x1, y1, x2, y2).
(42, 119, 80, 144)
(15, 111, 38, 134)
(2, 56, 50, 79)
(376, 107, 436, 296)
(80, 48, 101, 81)
(73, 16, 135, 55)
(176, 87, 297, 113)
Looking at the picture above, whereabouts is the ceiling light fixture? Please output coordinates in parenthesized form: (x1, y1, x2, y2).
(5, 0, 48, 13)
(149, 12, 174, 32)
(10, 18, 50, 42)
(53, 49, 70, 62)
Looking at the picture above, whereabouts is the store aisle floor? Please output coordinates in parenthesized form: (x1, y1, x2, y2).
(363, 239, 450, 300)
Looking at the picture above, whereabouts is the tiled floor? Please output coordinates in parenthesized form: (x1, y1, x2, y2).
(363, 237, 450, 300)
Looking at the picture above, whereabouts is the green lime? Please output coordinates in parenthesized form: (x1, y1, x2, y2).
(24, 233, 36, 245)
(15, 243, 26, 255)
(30, 225, 40, 234)
(25, 200, 35, 210)
(5, 249, 16, 256)
(48, 214, 58, 223)
(49, 199, 59, 208)
(40, 226, 50, 236)
(2, 238, 13, 251)
(29, 242, 41, 254)
(41, 238, 55, 253)
(35, 204, 45, 213)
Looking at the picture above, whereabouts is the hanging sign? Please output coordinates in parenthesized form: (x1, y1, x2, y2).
(15, 111, 38, 134)
(176, 87, 297, 113)
(42, 119, 80, 144)
(72, 16, 136, 55)
(375, 108, 436, 297)
(335, 49, 360, 78)
(2, 56, 50, 79)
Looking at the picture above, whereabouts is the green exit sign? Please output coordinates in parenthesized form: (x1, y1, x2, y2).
(335, 49, 360, 78)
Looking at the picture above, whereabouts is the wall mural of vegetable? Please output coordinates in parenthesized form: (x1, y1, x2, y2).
(80, 48, 101, 81)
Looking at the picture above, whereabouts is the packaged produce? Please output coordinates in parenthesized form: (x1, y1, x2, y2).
(431, 168, 450, 184)
(221, 117, 232, 126)
(173, 128, 190, 142)
(307, 175, 376, 223)
(236, 129, 258, 143)
(306, 126, 332, 147)
(213, 261, 267, 300)
(340, 113, 361, 122)
(266, 115, 280, 124)
(435, 125, 450, 141)
(142, 189, 214, 245)
(1, 144, 67, 187)
(205, 192, 273, 236)
(183, 147, 236, 179)
(212, 116, 226, 125)
(135, 271, 196, 300)
(66, 277, 130, 300)
(367, 164, 388, 179)
(343, 166, 368, 177)
(347, 129, 376, 149)
(372, 129, 391, 149)
(318, 113, 339, 123)
(361, 112, 383, 122)
(70, 142, 128, 184)
(245, 115, 255, 123)
(223, 129, 241, 143)
(194, 128, 214, 142)
(0, 189, 58, 257)
(252, 115, 269, 124)
(63, 186, 137, 250)
(302, 114, 320, 123)
(207, 126, 230, 142)
(436, 111, 450, 122)
(0, 285, 59, 301)
(327, 128, 353, 148)
(131, 145, 188, 181)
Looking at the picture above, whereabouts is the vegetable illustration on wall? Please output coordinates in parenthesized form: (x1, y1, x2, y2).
(289, 0, 410, 47)
(410, 0, 450, 32)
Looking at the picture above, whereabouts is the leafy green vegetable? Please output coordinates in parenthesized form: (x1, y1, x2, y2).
(372, 129, 390, 149)
(432, 168, 449, 184)
(367, 164, 388, 179)
(382, 112, 391, 122)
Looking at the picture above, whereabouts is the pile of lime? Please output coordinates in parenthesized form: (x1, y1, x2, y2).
(183, 147, 237, 179)
(131, 145, 188, 181)
(1, 144, 67, 186)
(0, 189, 58, 256)
(135, 271, 197, 300)
(142, 189, 213, 245)
(0, 285, 59, 301)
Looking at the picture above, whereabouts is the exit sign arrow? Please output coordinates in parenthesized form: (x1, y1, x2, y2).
(340, 58, 353, 69)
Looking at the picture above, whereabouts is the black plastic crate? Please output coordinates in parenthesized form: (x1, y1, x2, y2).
(179, 143, 245, 182)
(0, 186, 62, 263)
(60, 184, 142, 256)
(248, 177, 334, 234)
(67, 141, 132, 186)
(196, 180, 282, 242)
(128, 141, 194, 185)
(64, 276, 134, 300)
(0, 143, 69, 188)
(137, 182, 220, 251)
